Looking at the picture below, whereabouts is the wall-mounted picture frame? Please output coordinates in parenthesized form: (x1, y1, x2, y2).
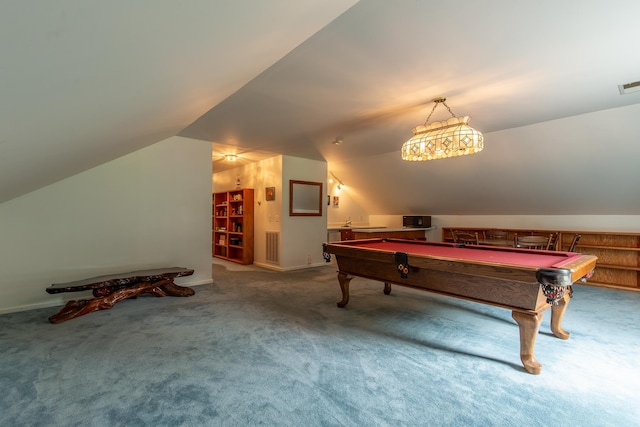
(289, 180, 323, 216)
(266, 187, 276, 201)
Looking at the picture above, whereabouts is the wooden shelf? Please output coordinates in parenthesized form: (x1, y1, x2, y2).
(594, 263, 640, 271)
(212, 189, 254, 265)
(442, 227, 640, 292)
(574, 244, 640, 251)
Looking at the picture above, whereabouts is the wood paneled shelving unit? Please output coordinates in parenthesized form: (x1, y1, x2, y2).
(339, 228, 428, 241)
(213, 188, 254, 265)
(442, 227, 640, 292)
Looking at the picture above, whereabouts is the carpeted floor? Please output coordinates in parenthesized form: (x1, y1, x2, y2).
(1, 259, 639, 426)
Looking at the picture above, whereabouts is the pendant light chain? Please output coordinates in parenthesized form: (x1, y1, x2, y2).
(422, 97, 456, 126)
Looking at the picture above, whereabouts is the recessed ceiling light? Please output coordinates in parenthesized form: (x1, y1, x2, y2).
(224, 154, 238, 161)
(618, 80, 640, 95)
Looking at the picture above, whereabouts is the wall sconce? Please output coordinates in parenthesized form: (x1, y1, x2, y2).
(329, 172, 345, 190)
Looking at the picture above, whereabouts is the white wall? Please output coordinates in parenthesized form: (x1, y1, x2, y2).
(328, 104, 640, 217)
(213, 155, 283, 266)
(0, 136, 213, 314)
(282, 156, 327, 270)
(214, 155, 327, 270)
(370, 214, 640, 241)
(326, 175, 370, 227)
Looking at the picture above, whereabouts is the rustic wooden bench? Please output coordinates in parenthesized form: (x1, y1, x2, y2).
(46, 267, 195, 324)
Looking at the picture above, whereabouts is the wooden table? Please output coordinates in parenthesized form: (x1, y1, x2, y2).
(337, 227, 429, 241)
(323, 239, 597, 374)
(515, 235, 551, 250)
(477, 239, 513, 247)
(46, 267, 195, 323)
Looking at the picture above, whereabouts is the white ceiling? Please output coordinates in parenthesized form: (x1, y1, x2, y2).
(0, 0, 357, 204)
(187, 1, 640, 166)
(3, 1, 640, 214)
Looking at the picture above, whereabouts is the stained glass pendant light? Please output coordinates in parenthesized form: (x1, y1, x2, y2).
(401, 97, 483, 161)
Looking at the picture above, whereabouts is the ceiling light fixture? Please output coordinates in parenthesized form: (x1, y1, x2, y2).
(401, 97, 484, 161)
(224, 154, 238, 161)
(618, 80, 640, 95)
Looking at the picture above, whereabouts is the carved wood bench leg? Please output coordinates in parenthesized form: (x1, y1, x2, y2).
(48, 279, 193, 324)
(48, 299, 92, 324)
(154, 280, 195, 297)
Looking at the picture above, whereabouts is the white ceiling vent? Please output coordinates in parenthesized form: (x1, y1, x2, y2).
(618, 80, 640, 95)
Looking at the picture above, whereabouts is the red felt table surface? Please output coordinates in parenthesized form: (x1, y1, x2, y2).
(340, 240, 577, 269)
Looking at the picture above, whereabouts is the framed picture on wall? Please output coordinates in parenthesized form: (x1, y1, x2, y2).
(289, 180, 323, 216)
(266, 187, 276, 201)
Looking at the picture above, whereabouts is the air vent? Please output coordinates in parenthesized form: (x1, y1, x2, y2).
(618, 80, 640, 95)
(265, 231, 279, 264)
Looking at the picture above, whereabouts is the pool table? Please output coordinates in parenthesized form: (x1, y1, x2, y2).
(322, 238, 597, 374)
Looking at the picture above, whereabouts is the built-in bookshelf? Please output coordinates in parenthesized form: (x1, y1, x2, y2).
(213, 188, 254, 265)
(442, 227, 640, 292)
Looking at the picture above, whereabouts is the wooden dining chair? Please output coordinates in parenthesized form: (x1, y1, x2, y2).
(546, 232, 559, 250)
(514, 233, 550, 249)
(452, 230, 479, 245)
(485, 230, 508, 240)
(568, 234, 581, 252)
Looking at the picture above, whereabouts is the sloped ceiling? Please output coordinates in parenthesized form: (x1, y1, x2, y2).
(0, 0, 357, 204)
(3, 1, 640, 215)
(182, 0, 640, 215)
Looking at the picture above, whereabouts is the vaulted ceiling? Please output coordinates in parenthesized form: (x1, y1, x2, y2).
(0, 0, 357, 204)
(3, 1, 640, 214)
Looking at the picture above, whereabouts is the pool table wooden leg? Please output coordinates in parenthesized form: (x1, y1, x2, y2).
(511, 311, 543, 375)
(383, 282, 391, 295)
(550, 293, 571, 340)
(337, 272, 352, 308)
